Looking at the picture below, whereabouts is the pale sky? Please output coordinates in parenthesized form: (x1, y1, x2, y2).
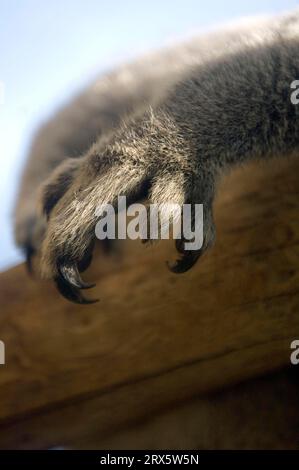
(0, 0, 297, 270)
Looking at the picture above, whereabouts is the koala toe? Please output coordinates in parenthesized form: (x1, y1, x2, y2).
(14, 210, 47, 274)
(40, 157, 82, 219)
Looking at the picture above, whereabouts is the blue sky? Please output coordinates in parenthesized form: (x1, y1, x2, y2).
(0, 0, 298, 270)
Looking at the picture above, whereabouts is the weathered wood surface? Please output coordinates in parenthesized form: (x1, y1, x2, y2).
(0, 156, 298, 449)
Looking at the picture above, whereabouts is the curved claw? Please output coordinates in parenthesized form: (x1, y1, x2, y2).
(55, 274, 99, 305)
(167, 240, 202, 274)
(58, 262, 96, 290)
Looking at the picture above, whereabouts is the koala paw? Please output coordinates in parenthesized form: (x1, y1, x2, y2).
(38, 139, 216, 304)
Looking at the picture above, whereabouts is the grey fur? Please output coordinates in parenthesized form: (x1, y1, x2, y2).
(14, 10, 299, 302)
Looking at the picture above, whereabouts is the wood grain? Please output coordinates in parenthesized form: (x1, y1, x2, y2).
(0, 155, 298, 448)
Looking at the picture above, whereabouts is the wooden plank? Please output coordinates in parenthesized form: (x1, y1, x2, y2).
(0, 155, 298, 448)
(0, 345, 293, 449)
